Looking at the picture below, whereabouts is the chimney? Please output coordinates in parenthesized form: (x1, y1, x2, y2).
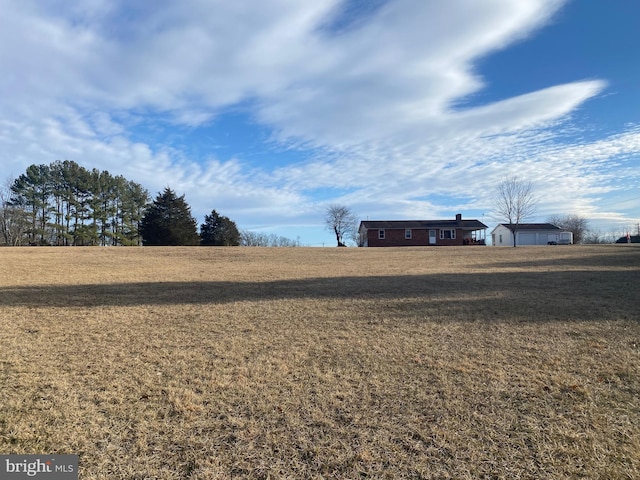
(455, 213, 462, 222)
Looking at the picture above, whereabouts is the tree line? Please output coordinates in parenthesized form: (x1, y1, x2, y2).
(1, 162, 300, 247)
(3, 161, 149, 246)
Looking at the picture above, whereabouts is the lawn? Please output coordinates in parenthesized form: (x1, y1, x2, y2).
(1, 245, 639, 479)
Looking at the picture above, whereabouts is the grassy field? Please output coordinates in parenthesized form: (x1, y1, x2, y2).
(0, 245, 639, 479)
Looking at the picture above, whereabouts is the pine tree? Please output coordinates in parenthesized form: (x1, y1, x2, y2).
(115, 178, 149, 246)
(140, 188, 199, 246)
(10, 164, 52, 245)
(200, 210, 240, 246)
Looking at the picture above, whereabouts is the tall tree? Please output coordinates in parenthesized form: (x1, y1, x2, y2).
(90, 169, 120, 246)
(140, 188, 199, 246)
(200, 210, 240, 246)
(125, 180, 150, 246)
(114, 178, 149, 246)
(493, 175, 538, 247)
(324, 204, 358, 246)
(547, 213, 588, 244)
(50, 160, 81, 246)
(68, 165, 95, 246)
(10, 164, 52, 245)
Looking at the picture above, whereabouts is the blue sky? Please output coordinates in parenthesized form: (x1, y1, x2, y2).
(1, 0, 638, 245)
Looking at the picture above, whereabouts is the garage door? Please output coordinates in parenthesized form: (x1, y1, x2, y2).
(519, 233, 537, 245)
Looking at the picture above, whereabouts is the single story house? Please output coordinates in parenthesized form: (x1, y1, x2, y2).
(491, 223, 573, 246)
(359, 214, 487, 247)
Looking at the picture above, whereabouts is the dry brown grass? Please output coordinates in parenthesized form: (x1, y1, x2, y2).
(0, 245, 639, 479)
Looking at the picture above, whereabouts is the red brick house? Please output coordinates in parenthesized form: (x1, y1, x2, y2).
(359, 214, 487, 247)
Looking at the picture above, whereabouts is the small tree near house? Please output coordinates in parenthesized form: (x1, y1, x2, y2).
(324, 204, 358, 247)
(493, 175, 538, 247)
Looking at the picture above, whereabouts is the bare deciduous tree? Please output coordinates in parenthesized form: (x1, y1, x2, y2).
(239, 230, 301, 247)
(547, 213, 588, 244)
(493, 175, 538, 247)
(583, 228, 614, 244)
(0, 178, 28, 246)
(324, 204, 358, 246)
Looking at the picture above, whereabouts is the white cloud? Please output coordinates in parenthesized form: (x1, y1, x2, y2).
(255, 0, 567, 147)
(450, 81, 607, 135)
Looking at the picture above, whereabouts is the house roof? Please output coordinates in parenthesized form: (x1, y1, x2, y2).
(495, 223, 560, 232)
(360, 219, 487, 231)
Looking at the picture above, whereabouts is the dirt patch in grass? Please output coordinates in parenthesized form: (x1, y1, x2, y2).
(1, 245, 639, 479)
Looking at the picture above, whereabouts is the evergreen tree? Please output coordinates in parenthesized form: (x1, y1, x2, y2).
(140, 188, 199, 246)
(50, 160, 80, 246)
(68, 165, 95, 246)
(10, 164, 52, 245)
(114, 178, 149, 246)
(200, 209, 240, 246)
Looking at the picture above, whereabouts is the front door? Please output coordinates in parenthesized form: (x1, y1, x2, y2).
(429, 230, 437, 245)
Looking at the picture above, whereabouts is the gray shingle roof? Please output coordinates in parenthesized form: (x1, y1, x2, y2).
(360, 219, 487, 231)
(499, 223, 560, 232)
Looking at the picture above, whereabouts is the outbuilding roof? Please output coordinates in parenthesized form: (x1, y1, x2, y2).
(497, 223, 560, 232)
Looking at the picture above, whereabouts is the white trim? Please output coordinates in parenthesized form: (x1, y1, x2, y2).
(439, 229, 456, 240)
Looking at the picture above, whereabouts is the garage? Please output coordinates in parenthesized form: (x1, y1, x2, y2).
(518, 232, 538, 245)
(491, 223, 564, 246)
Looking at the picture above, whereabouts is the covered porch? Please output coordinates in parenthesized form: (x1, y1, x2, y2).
(462, 228, 486, 245)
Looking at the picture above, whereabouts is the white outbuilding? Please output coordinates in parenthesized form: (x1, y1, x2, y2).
(491, 223, 573, 246)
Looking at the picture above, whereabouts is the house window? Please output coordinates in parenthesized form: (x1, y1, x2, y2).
(405, 229, 412, 240)
(440, 229, 456, 240)
(378, 229, 385, 240)
(499, 234, 503, 244)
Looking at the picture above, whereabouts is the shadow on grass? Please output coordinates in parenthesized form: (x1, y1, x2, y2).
(2, 270, 638, 322)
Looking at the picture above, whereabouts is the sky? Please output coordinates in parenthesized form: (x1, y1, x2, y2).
(1, 0, 639, 246)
